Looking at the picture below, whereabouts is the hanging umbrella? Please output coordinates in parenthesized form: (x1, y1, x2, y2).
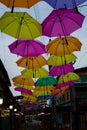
(46, 36, 82, 55)
(8, 39, 46, 56)
(21, 68, 48, 78)
(33, 90, 52, 96)
(56, 80, 74, 89)
(0, 0, 41, 8)
(41, 8, 85, 37)
(22, 94, 37, 103)
(36, 76, 57, 86)
(16, 56, 47, 69)
(37, 94, 52, 100)
(49, 64, 74, 76)
(58, 72, 80, 84)
(12, 75, 35, 86)
(34, 86, 54, 91)
(14, 87, 33, 95)
(48, 54, 77, 66)
(43, 0, 87, 9)
(0, 12, 42, 39)
(13, 83, 33, 90)
(52, 86, 69, 95)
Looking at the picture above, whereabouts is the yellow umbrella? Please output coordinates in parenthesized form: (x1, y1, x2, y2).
(16, 56, 47, 69)
(33, 90, 52, 96)
(58, 72, 80, 84)
(12, 75, 35, 86)
(46, 36, 82, 55)
(34, 86, 54, 91)
(48, 54, 77, 66)
(21, 68, 48, 78)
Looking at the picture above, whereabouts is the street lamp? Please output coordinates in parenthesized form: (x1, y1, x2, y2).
(9, 105, 13, 130)
(0, 98, 3, 130)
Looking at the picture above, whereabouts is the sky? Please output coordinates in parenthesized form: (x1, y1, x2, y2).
(0, 1, 87, 96)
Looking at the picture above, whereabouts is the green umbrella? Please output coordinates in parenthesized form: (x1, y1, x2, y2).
(0, 12, 42, 39)
(36, 76, 57, 86)
(21, 68, 48, 78)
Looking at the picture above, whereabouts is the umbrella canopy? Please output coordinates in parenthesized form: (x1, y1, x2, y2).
(14, 87, 33, 95)
(16, 56, 47, 69)
(33, 90, 52, 96)
(46, 36, 82, 55)
(0, 0, 41, 8)
(52, 86, 69, 95)
(56, 80, 74, 88)
(0, 12, 42, 39)
(21, 68, 48, 78)
(41, 8, 85, 37)
(43, 0, 87, 9)
(48, 54, 77, 66)
(34, 86, 54, 91)
(36, 76, 57, 86)
(13, 83, 33, 90)
(12, 75, 35, 86)
(8, 39, 46, 57)
(58, 72, 80, 84)
(37, 94, 52, 100)
(49, 64, 74, 76)
(22, 94, 37, 102)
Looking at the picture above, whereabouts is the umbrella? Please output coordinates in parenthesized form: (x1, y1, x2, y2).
(56, 80, 74, 88)
(22, 94, 37, 102)
(33, 90, 52, 96)
(34, 86, 54, 91)
(41, 8, 85, 37)
(58, 72, 80, 84)
(49, 64, 74, 76)
(16, 56, 47, 69)
(48, 54, 77, 66)
(37, 95, 52, 100)
(13, 83, 33, 90)
(43, 0, 87, 9)
(14, 87, 33, 95)
(12, 75, 35, 86)
(46, 36, 82, 55)
(0, 12, 42, 39)
(0, 0, 41, 8)
(21, 68, 48, 78)
(52, 86, 69, 95)
(8, 39, 46, 56)
(36, 76, 57, 86)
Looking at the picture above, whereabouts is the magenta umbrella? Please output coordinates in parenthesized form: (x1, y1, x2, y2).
(56, 80, 74, 89)
(8, 39, 46, 57)
(14, 87, 33, 95)
(49, 64, 74, 76)
(41, 8, 85, 37)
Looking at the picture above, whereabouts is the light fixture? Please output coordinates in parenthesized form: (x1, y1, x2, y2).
(9, 105, 13, 110)
(0, 98, 3, 105)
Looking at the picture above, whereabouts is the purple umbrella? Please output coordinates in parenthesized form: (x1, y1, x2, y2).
(8, 39, 46, 57)
(44, 0, 87, 9)
(41, 8, 85, 37)
(49, 64, 74, 76)
(14, 87, 33, 95)
(56, 80, 74, 89)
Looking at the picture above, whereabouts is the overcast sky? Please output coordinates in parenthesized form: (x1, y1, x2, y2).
(0, 1, 87, 96)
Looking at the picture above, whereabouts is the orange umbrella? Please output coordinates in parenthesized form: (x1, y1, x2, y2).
(16, 56, 47, 69)
(0, 0, 41, 12)
(46, 36, 82, 55)
(12, 75, 35, 86)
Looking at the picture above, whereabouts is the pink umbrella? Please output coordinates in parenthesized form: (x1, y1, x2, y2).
(49, 64, 74, 76)
(56, 80, 74, 89)
(41, 8, 85, 37)
(8, 39, 46, 57)
(14, 87, 33, 95)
